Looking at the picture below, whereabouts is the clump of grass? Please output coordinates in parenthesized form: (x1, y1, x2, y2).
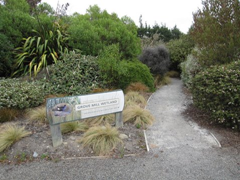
(0, 108, 20, 123)
(166, 71, 180, 78)
(123, 105, 155, 129)
(124, 91, 147, 108)
(91, 88, 113, 93)
(60, 121, 89, 134)
(78, 124, 123, 155)
(154, 74, 171, 87)
(125, 82, 149, 93)
(26, 106, 47, 124)
(0, 124, 31, 153)
(85, 114, 115, 126)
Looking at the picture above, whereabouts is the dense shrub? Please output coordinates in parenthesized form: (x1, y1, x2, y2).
(181, 51, 202, 88)
(119, 61, 154, 91)
(167, 35, 194, 72)
(44, 51, 103, 95)
(191, 60, 240, 129)
(0, 78, 45, 109)
(139, 45, 170, 76)
(68, 5, 141, 59)
(98, 45, 154, 91)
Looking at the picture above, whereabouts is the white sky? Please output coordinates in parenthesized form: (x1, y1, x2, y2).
(42, 0, 203, 33)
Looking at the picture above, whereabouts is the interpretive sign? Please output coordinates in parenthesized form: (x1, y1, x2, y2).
(46, 90, 124, 147)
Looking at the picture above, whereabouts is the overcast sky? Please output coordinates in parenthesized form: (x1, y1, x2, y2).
(42, 0, 203, 33)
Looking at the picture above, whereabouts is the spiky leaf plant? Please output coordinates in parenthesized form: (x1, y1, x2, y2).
(78, 124, 123, 155)
(123, 105, 155, 129)
(0, 124, 31, 153)
(124, 91, 147, 108)
(60, 121, 89, 134)
(85, 114, 115, 126)
(27, 106, 47, 124)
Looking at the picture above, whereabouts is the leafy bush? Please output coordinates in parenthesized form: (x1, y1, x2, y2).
(191, 60, 240, 129)
(166, 35, 194, 72)
(181, 51, 202, 88)
(78, 124, 123, 155)
(68, 5, 141, 59)
(44, 51, 103, 95)
(0, 78, 45, 109)
(98, 45, 155, 91)
(139, 45, 170, 76)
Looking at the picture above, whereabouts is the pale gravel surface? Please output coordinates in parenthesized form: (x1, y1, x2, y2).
(0, 78, 239, 180)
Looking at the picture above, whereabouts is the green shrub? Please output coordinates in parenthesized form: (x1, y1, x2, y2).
(119, 60, 155, 91)
(98, 45, 154, 91)
(44, 51, 103, 95)
(166, 35, 194, 72)
(0, 78, 45, 109)
(181, 51, 202, 88)
(139, 45, 170, 76)
(191, 60, 240, 130)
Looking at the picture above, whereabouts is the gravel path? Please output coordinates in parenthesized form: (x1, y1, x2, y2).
(1, 78, 239, 180)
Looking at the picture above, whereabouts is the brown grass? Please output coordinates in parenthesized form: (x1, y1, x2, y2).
(125, 82, 149, 93)
(0, 108, 20, 123)
(124, 91, 147, 108)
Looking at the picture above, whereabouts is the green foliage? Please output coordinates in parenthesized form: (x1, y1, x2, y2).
(98, 45, 154, 91)
(167, 35, 194, 72)
(0, 78, 45, 109)
(44, 51, 103, 96)
(191, 60, 240, 129)
(0, 124, 31, 153)
(181, 51, 202, 88)
(14, 22, 69, 77)
(0, 33, 14, 77)
(191, 0, 240, 66)
(79, 124, 123, 155)
(68, 5, 141, 59)
(139, 45, 170, 76)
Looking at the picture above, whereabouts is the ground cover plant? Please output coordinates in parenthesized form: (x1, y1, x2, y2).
(0, 124, 31, 153)
(78, 124, 123, 155)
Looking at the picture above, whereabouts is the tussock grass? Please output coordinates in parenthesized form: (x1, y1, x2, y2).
(78, 124, 123, 155)
(123, 105, 155, 129)
(0, 108, 20, 123)
(0, 124, 31, 153)
(85, 114, 115, 126)
(26, 106, 47, 124)
(60, 121, 89, 134)
(154, 75, 171, 87)
(124, 91, 147, 108)
(125, 82, 149, 93)
(166, 71, 180, 78)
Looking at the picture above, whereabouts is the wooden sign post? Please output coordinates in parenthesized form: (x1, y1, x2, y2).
(46, 90, 124, 147)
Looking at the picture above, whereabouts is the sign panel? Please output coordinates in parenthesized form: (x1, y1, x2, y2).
(46, 90, 124, 125)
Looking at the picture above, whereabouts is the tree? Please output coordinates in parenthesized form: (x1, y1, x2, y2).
(191, 0, 240, 66)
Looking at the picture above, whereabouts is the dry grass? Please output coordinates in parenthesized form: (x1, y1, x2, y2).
(124, 91, 147, 108)
(91, 88, 114, 93)
(60, 121, 89, 134)
(26, 106, 47, 124)
(154, 75, 171, 88)
(123, 105, 155, 129)
(78, 124, 123, 155)
(84, 114, 115, 126)
(166, 71, 180, 78)
(0, 124, 31, 153)
(125, 82, 149, 93)
(0, 108, 20, 123)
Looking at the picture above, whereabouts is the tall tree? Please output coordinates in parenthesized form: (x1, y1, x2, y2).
(191, 0, 240, 66)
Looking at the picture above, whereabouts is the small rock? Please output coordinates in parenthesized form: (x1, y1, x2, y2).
(119, 134, 128, 140)
(33, 152, 38, 158)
